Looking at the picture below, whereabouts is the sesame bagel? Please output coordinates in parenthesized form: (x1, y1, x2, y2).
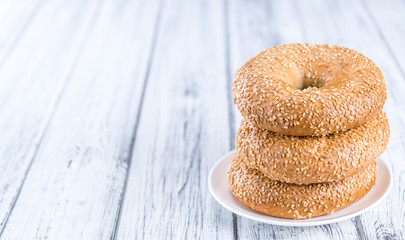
(236, 111, 389, 184)
(233, 43, 387, 136)
(227, 154, 377, 219)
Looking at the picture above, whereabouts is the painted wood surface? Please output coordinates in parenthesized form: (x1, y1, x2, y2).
(0, 0, 161, 239)
(114, 0, 235, 239)
(0, 0, 403, 239)
(0, 0, 101, 233)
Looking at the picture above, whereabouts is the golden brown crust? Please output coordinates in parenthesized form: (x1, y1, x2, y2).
(227, 154, 377, 219)
(233, 43, 387, 136)
(236, 111, 389, 184)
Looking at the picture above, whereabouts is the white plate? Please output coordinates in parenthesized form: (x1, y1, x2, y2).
(209, 151, 392, 227)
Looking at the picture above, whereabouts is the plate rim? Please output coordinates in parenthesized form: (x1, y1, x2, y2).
(208, 150, 392, 227)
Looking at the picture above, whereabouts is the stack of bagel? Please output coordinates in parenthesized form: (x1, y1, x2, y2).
(228, 43, 390, 219)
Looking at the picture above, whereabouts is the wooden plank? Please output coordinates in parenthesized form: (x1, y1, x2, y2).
(0, 0, 161, 239)
(114, 0, 235, 239)
(228, 1, 361, 239)
(362, 1, 405, 238)
(0, 0, 101, 232)
(363, 0, 405, 73)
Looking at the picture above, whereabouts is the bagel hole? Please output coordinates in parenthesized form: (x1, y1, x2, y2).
(282, 67, 326, 90)
(299, 76, 326, 90)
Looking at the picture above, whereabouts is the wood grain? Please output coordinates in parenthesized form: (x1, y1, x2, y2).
(114, 0, 235, 239)
(0, 0, 101, 232)
(0, 0, 161, 239)
(363, 0, 405, 75)
(0, 0, 403, 239)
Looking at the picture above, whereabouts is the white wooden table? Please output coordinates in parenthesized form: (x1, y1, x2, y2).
(0, 0, 403, 239)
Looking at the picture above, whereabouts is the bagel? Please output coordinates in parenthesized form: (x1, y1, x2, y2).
(227, 154, 377, 219)
(233, 43, 387, 136)
(236, 111, 389, 184)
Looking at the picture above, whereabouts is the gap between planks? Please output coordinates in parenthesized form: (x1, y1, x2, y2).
(361, 0, 405, 81)
(0, 0, 105, 234)
(110, 0, 165, 238)
(222, 0, 239, 239)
